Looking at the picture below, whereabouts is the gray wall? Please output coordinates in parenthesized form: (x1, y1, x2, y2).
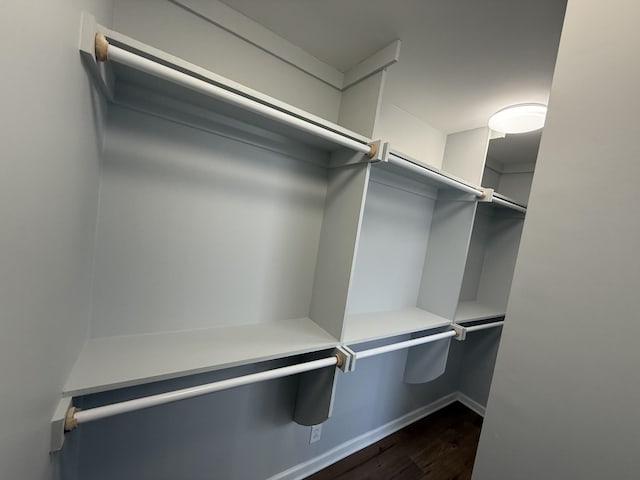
(0, 1, 113, 479)
(72, 346, 463, 479)
(473, 1, 640, 478)
(112, 0, 342, 122)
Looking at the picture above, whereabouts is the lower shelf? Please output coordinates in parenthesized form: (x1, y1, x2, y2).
(343, 308, 452, 345)
(455, 301, 505, 324)
(63, 318, 338, 396)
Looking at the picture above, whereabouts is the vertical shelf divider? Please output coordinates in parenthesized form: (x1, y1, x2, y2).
(295, 158, 371, 425)
(404, 127, 491, 384)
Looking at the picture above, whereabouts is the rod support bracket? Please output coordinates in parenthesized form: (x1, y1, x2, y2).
(334, 346, 357, 372)
(478, 188, 494, 202)
(452, 324, 467, 341)
(366, 140, 384, 162)
(95, 33, 108, 62)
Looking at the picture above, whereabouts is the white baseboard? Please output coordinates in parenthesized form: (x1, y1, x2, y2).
(267, 392, 459, 480)
(456, 392, 486, 417)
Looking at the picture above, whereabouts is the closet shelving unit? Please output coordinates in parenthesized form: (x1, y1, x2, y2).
(342, 147, 485, 345)
(53, 15, 534, 451)
(454, 178, 529, 324)
(66, 20, 387, 400)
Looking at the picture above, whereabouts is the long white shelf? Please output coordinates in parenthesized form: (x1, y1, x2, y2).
(83, 22, 373, 157)
(455, 301, 506, 324)
(491, 192, 527, 213)
(342, 308, 452, 345)
(64, 318, 338, 397)
(383, 148, 485, 197)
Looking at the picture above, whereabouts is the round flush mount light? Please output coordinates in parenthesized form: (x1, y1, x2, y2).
(488, 103, 547, 134)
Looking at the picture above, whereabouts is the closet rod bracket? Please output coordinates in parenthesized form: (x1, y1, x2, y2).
(478, 188, 494, 202)
(335, 346, 357, 372)
(453, 324, 467, 341)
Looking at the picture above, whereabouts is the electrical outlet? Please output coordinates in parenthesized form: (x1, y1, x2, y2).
(309, 424, 322, 444)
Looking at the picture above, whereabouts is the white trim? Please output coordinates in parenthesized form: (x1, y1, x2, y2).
(170, 1, 401, 91)
(170, 0, 344, 89)
(267, 392, 459, 480)
(343, 40, 402, 89)
(501, 161, 536, 174)
(456, 392, 486, 417)
(485, 157, 536, 175)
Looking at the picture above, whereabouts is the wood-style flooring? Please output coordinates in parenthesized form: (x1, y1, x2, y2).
(307, 402, 482, 480)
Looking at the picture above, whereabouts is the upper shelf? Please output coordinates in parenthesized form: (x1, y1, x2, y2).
(379, 147, 486, 198)
(343, 308, 451, 345)
(489, 191, 528, 213)
(81, 19, 376, 160)
(64, 317, 338, 397)
(455, 301, 506, 324)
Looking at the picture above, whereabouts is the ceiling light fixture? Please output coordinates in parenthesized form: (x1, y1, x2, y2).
(488, 103, 547, 134)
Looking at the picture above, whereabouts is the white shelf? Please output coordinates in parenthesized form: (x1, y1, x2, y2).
(63, 318, 338, 396)
(455, 301, 505, 324)
(343, 308, 452, 345)
(381, 148, 484, 196)
(88, 26, 371, 157)
(491, 192, 527, 213)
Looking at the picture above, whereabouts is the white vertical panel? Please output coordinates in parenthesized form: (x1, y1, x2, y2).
(418, 195, 478, 319)
(373, 100, 447, 169)
(475, 1, 640, 479)
(338, 70, 386, 138)
(476, 215, 524, 310)
(442, 127, 491, 185)
(309, 163, 370, 340)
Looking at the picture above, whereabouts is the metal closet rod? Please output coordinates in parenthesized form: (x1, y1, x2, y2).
(355, 330, 456, 360)
(65, 355, 341, 430)
(492, 196, 527, 213)
(386, 154, 486, 198)
(464, 320, 505, 333)
(93, 34, 376, 158)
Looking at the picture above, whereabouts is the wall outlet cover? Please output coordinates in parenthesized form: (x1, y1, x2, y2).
(310, 424, 322, 444)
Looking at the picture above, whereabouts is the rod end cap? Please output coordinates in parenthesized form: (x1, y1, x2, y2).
(95, 33, 108, 62)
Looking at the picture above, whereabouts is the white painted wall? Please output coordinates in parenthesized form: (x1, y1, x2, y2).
(112, 0, 342, 122)
(473, 1, 640, 478)
(374, 100, 447, 169)
(0, 1, 113, 479)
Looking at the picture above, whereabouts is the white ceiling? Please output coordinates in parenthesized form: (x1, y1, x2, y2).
(219, 0, 567, 134)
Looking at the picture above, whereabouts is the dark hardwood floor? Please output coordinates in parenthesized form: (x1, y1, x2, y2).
(307, 402, 483, 480)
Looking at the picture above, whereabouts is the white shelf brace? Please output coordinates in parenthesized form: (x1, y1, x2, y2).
(51, 351, 347, 452)
(93, 34, 377, 158)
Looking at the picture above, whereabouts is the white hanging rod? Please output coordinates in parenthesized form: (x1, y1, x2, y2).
(64, 355, 340, 431)
(492, 196, 527, 213)
(463, 320, 505, 334)
(354, 330, 456, 360)
(387, 153, 486, 198)
(93, 34, 376, 158)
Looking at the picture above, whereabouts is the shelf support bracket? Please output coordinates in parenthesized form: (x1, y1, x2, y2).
(453, 323, 467, 341)
(335, 345, 357, 373)
(478, 187, 494, 203)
